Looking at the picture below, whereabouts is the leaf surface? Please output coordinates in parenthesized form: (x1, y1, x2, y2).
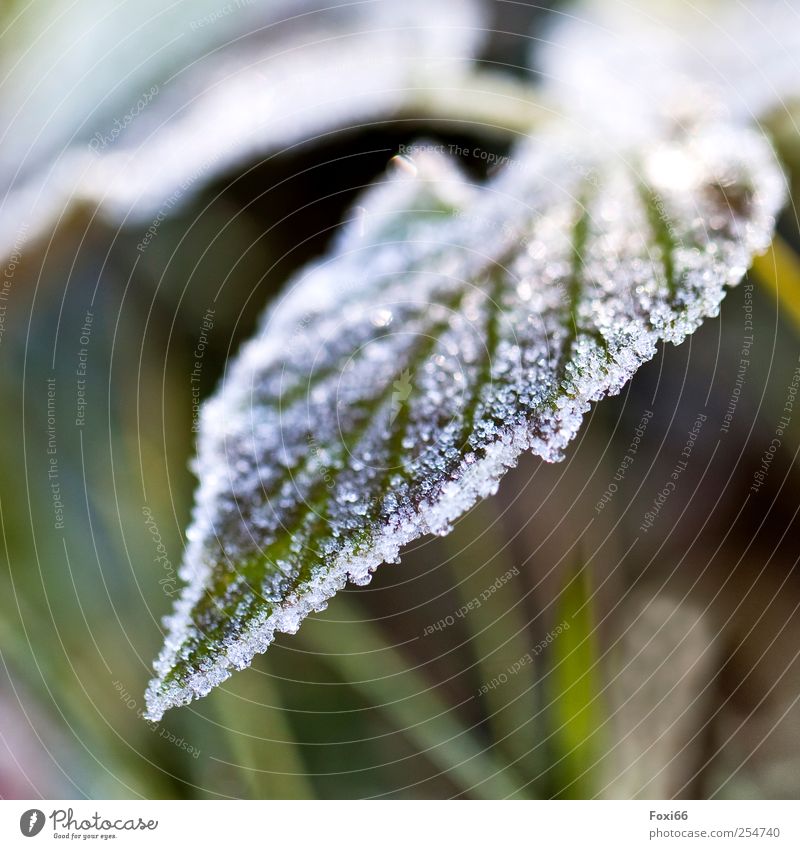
(145, 117, 784, 719)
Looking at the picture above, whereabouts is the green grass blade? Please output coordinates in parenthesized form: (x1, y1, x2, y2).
(444, 501, 543, 787)
(299, 594, 526, 799)
(548, 565, 605, 798)
(209, 662, 315, 799)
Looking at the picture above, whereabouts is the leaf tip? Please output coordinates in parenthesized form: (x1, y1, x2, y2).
(142, 672, 191, 723)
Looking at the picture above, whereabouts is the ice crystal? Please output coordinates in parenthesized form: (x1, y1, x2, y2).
(144, 111, 784, 718)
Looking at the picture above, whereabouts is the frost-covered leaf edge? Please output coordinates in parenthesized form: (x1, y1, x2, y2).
(143, 117, 786, 720)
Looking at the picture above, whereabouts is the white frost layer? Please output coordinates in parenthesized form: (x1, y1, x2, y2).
(540, 0, 800, 144)
(0, 0, 485, 258)
(144, 112, 784, 720)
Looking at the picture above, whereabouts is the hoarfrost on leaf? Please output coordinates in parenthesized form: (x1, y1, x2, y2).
(0, 0, 485, 257)
(144, 110, 784, 719)
(541, 0, 800, 143)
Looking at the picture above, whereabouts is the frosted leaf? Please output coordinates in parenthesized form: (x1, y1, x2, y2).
(144, 116, 784, 720)
(0, 0, 484, 257)
(540, 0, 800, 144)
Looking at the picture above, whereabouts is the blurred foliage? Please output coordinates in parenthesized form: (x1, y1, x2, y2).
(1, 0, 800, 800)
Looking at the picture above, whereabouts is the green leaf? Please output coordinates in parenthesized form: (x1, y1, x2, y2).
(144, 110, 783, 720)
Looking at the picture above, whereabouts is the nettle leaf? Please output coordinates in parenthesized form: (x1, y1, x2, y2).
(144, 117, 784, 719)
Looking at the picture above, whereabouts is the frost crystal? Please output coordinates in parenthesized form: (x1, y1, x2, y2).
(144, 110, 784, 718)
